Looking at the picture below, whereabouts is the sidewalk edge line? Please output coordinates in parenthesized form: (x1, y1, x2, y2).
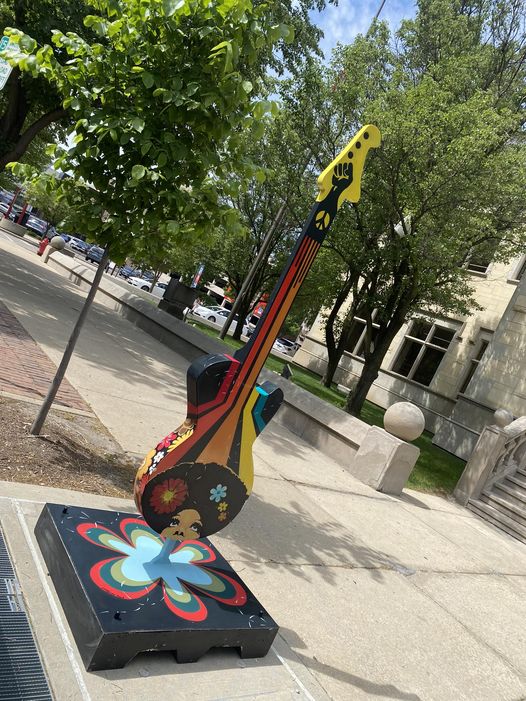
(271, 645, 319, 701)
(13, 499, 92, 701)
(0, 390, 95, 417)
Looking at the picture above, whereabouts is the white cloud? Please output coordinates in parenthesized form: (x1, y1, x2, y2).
(313, 0, 417, 59)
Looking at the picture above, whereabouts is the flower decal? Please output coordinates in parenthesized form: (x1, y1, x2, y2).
(150, 478, 188, 514)
(210, 484, 227, 502)
(136, 448, 156, 480)
(156, 431, 177, 451)
(152, 450, 166, 466)
(218, 501, 228, 512)
(77, 518, 247, 622)
(218, 512, 228, 522)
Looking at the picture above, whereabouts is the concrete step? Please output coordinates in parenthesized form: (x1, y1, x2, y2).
(480, 491, 526, 526)
(510, 471, 526, 489)
(467, 500, 526, 545)
(494, 481, 526, 508)
(517, 467, 526, 479)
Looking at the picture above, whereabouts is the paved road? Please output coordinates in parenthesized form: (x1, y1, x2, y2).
(1, 233, 526, 700)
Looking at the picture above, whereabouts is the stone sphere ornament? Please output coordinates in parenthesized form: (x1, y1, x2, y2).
(493, 408, 513, 428)
(49, 235, 65, 250)
(383, 402, 425, 442)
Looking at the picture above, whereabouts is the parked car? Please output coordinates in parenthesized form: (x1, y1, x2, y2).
(0, 189, 14, 205)
(0, 202, 24, 221)
(118, 266, 140, 279)
(68, 237, 90, 253)
(188, 305, 250, 334)
(127, 276, 168, 298)
(25, 215, 49, 236)
(272, 337, 297, 356)
(189, 304, 228, 323)
(151, 281, 168, 298)
(118, 266, 153, 279)
(86, 245, 105, 264)
(127, 275, 153, 291)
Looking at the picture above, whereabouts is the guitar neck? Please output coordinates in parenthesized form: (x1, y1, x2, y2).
(232, 124, 381, 396)
(233, 199, 328, 388)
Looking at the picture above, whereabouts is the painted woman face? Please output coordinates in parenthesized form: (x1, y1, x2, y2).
(161, 509, 202, 541)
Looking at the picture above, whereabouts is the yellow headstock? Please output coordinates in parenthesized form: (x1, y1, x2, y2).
(316, 125, 381, 208)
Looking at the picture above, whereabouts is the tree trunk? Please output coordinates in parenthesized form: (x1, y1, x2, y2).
(30, 250, 109, 435)
(0, 70, 28, 143)
(321, 276, 356, 387)
(345, 314, 408, 417)
(345, 357, 383, 416)
(0, 107, 67, 172)
(321, 353, 342, 388)
(232, 295, 253, 341)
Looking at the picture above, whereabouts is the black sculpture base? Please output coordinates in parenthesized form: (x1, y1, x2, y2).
(35, 504, 278, 671)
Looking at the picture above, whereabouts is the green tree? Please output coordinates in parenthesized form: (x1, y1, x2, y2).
(7, 0, 317, 433)
(305, 0, 526, 415)
(23, 174, 70, 232)
(0, 0, 91, 171)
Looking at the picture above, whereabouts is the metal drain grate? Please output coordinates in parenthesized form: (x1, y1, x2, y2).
(0, 525, 53, 701)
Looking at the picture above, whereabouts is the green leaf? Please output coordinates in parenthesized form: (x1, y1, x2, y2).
(253, 100, 269, 120)
(141, 72, 154, 88)
(280, 23, 294, 44)
(132, 165, 146, 180)
(166, 220, 179, 234)
(19, 35, 36, 52)
(131, 117, 145, 132)
(158, 152, 168, 167)
(162, 0, 185, 17)
(242, 80, 253, 94)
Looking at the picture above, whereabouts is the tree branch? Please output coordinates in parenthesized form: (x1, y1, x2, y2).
(0, 107, 67, 171)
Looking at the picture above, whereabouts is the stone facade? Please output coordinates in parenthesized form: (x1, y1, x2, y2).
(294, 255, 526, 460)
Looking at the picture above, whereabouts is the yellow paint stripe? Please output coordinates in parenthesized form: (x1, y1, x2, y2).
(238, 389, 259, 494)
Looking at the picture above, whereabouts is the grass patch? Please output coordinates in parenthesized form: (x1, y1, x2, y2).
(188, 320, 466, 494)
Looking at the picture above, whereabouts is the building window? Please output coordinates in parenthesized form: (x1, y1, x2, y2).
(466, 242, 498, 275)
(391, 319, 457, 387)
(459, 337, 490, 395)
(345, 310, 380, 358)
(467, 255, 492, 274)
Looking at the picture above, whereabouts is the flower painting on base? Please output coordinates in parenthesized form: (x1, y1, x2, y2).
(35, 502, 278, 671)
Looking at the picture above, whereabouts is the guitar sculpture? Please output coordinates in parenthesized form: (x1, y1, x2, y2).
(135, 125, 381, 540)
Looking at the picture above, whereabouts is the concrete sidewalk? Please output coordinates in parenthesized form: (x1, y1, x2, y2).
(1, 232, 526, 700)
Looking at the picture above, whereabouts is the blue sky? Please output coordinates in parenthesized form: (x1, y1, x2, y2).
(312, 0, 417, 59)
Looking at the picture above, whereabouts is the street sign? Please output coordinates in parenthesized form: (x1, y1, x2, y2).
(0, 35, 15, 91)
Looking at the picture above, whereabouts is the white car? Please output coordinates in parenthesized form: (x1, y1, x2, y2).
(189, 304, 228, 323)
(272, 337, 298, 356)
(127, 276, 168, 298)
(188, 305, 251, 334)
